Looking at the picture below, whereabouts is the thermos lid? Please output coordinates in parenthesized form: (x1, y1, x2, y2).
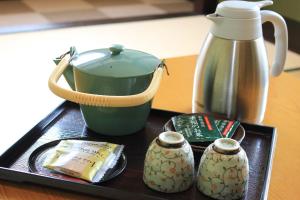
(70, 44, 161, 78)
(216, 0, 273, 19)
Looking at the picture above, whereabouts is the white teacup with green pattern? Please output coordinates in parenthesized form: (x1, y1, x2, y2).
(197, 138, 249, 200)
(143, 131, 194, 193)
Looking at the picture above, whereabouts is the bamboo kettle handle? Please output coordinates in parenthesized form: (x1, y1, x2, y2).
(48, 54, 164, 107)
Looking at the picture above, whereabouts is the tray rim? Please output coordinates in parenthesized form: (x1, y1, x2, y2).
(0, 101, 277, 200)
(241, 123, 277, 200)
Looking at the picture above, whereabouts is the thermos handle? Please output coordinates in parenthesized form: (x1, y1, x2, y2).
(48, 54, 164, 107)
(261, 10, 288, 77)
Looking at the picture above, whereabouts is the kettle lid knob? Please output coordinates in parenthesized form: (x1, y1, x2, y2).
(109, 44, 124, 55)
(216, 0, 273, 19)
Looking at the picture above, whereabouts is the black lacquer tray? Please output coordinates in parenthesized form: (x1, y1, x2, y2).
(0, 101, 276, 200)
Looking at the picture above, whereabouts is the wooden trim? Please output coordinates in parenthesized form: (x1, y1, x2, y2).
(193, 0, 218, 14)
(284, 67, 300, 72)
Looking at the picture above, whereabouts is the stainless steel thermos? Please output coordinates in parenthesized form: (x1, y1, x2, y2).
(192, 0, 288, 123)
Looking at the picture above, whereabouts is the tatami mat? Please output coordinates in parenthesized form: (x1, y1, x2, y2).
(0, 0, 194, 33)
(99, 4, 166, 18)
(23, 0, 94, 12)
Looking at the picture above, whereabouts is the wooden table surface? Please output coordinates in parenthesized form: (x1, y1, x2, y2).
(0, 54, 299, 200)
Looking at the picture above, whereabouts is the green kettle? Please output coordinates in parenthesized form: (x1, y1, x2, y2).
(49, 45, 165, 136)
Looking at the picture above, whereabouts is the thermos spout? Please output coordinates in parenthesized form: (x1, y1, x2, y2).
(256, 0, 273, 8)
(206, 13, 224, 23)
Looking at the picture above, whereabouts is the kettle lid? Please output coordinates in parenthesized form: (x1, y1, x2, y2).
(216, 0, 273, 19)
(70, 45, 161, 78)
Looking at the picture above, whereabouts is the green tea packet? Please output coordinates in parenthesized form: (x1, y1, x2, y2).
(171, 115, 221, 143)
(172, 115, 240, 143)
(215, 119, 240, 138)
(43, 140, 124, 183)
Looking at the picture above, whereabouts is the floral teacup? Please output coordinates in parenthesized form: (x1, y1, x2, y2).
(143, 131, 194, 193)
(197, 138, 249, 200)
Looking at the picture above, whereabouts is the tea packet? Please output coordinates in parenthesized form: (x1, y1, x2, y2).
(171, 115, 221, 143)
(43, 140, 124, 183)
(215, 119, 240, 138)
(171, 115, 240, 143)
